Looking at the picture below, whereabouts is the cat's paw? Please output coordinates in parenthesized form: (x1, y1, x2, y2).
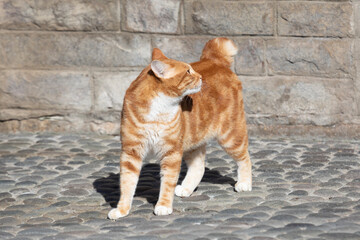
(235, 181, 252, 192)
(175, 185, 192, 197)
(154, 205, 173, 216)
(107, 208, 128, 220)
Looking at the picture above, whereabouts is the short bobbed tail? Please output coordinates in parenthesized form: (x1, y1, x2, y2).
(200, 38, 238, 67)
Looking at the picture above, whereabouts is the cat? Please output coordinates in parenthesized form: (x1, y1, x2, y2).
(108, 37, 252, 219)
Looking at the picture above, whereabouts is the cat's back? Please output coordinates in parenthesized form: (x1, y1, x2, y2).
(181, 59, 242, 150)
(191, 59, 242, 99)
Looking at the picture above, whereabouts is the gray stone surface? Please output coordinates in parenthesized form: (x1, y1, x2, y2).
(0, 33, 151, 68)
(0, 0, 359, 136)
(154, 36, 264, 75)
(278, 2, 354, 37)
(93, 71, 140, 111)
(266, 38, 354, 78)
(152, 36, 210, 63)
(356, 2, 360, 37)
(123, 0, 181, 33)
(0, 133, 360, 239)
(235, 39, 265, 76)
(356, 39, 360, 118)
(241, 76, 355, 126)
(0, 0, 120, 31)
(0, 70, 91, 111)
(184, 0, 274, 35)
(0, 114, 90, 133)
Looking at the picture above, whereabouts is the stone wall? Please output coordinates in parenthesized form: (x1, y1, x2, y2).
(0, 0, 359, 138)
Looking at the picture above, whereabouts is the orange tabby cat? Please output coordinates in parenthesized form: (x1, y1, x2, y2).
(108, 37, 252, 219)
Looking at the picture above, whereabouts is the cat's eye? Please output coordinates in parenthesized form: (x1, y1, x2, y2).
(187, 69, 191, 74)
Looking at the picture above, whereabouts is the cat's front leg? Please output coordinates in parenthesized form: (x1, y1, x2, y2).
(154, 151, 182, 216)
(108, 150, 143, 220)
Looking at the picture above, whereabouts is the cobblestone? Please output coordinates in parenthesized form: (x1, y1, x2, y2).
(0, 134, 360, 239)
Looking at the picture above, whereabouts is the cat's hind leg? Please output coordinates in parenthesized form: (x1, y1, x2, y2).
(218, 133, 252, 192)
(175, 144, 206, 197)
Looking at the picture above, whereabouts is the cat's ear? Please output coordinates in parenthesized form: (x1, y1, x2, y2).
(151, 60, 174, 79)
(152, 48, 168, 61)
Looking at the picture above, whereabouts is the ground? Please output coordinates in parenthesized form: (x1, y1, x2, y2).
(0, 133, 360, 240)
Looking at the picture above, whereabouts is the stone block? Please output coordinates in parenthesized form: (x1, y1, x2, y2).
(234, 39, 265, 76)
(184, 0, 274, 35)
(93, 71, 141, 111)
(266, 39, 354, 78)
(0, 0, 120, 31)
(123, 0, 180, 33)
(153, 36, 210, 63)
(241, 76, 355, 126)
(0, 33, 151, 68)
(0, 71, 91, 111)
(278, 2, 354, 37)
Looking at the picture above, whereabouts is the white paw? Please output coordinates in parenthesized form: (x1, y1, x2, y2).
(154, 205, 173, 216)
(175, 185, 192, 197)
(235, 181, 252, 192)
(107, 208, 128, 220)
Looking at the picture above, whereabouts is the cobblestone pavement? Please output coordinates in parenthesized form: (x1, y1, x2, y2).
(1, 133, 360, 240)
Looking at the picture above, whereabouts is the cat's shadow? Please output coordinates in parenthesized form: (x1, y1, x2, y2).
(93, 163, 235, 208)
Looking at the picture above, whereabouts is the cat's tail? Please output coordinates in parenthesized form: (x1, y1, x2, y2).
(200, 38, 238, 67)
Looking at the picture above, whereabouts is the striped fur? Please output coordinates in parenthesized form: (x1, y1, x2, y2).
(108, 38, 252, 219)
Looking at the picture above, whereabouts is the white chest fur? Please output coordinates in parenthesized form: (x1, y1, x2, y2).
(145, 92, 181, 123)
(142, 93, 182, 156)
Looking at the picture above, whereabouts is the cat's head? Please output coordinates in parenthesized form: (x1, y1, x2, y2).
(150, 48, 202, 98)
